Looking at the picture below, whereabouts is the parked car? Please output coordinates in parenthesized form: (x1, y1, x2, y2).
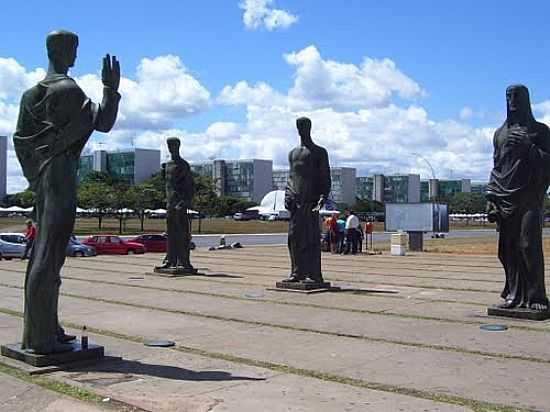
(82, 235, 146, 255)
(233, 210, 260, 221)
(0, 233, 26, 260)
(129, 234, 196, 253)
(67, 235, 97, 257)
(129, 234, 167, 252)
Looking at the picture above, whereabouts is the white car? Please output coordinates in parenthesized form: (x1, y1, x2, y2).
(0, 233, 27, 260)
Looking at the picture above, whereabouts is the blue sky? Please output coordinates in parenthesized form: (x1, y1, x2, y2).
(2, 1, 550, 192)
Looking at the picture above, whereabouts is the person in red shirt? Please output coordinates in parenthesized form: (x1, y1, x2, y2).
(325, 215, 338, 253)
(22, 220, 36, 260)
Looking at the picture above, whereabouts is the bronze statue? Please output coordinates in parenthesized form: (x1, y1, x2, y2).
(487, 85, 550, 313)
(155, 137, 197, 274)
(13, 30, 120, 353)
(282, 117, 331, 284)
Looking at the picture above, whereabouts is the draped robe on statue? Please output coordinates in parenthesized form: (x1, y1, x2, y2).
(13, 75, 120, 353)
(487, 117, 550, 309)
(285, 144, 331, 282)
(163, 157, 195, 269)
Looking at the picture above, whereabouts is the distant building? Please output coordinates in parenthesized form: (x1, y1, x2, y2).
(421, 178, 472, 201)
(272, 169, 289, 191)
(273, 167, 356, 206)
(0, 136, 6, 200)
(330, 167, 356, 205)
(355, 176, 374, 201)
(79, 148, 161, 185)
(192, 159, 273, 203)
(471, 182, 488, 195)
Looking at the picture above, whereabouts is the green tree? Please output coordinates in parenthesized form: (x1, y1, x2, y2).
(212, 196, 256, 217)
(78, 181, 112, 229)
(448, 192, 486, 214)
(107, 183, 131, 234)
(192, 173, 218, 216)
(4, 189, 35, 208)
(353, 198, 384, 213)
(127, 183, 163, 231)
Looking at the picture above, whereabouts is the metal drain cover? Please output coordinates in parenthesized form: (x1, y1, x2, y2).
(144, 340, 175, 347)
(480, 324, 508, 332)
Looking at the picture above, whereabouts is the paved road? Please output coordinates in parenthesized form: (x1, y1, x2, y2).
(191, 228, 550, 248)
(191, 229, 494, 248)
(77, 228, 550, 249)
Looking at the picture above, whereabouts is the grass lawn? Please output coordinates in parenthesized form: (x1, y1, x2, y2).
(424, 235, 550, 256)
(75, 217, 289, 235)
(0, 216, 505, 236)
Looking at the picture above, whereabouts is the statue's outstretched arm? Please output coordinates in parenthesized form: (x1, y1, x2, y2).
(95, 54, 121, 133)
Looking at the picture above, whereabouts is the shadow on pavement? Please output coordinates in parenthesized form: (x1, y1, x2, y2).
(68, 358, 266, 382)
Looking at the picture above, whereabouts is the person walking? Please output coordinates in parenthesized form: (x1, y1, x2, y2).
(344, 210, 360, 255)
(336, 215, 346, 254)
(22, 220, 36, 260)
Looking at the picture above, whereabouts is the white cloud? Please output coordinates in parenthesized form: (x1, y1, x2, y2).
(216, 46, 500, 182)
(220, 46, 425, 112)
(533, 100, 550, 126)
(0, 55, 211, 193)
(240, 0, 298, 31)
(459, 106, 473, 120)
(77, 55, 211, 130)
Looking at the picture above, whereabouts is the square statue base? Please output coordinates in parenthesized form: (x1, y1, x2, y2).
(152, 267, 200, 277)
(1, 342, 104, 368)
(275, 281, 332, 291)
(487, 306, 550, 321)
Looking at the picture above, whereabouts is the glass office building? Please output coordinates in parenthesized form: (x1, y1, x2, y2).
(192, 159, 273, 202)
(273, 167, 356, 205)
(79, 148, 161, 185)
(272, 169, 290, 191)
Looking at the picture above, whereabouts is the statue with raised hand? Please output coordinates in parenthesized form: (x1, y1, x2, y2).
(13, 30, 121, 354)
(486, 85, 550, 314)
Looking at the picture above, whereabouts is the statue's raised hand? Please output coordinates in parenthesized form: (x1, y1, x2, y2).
(101, 54, 120, 91)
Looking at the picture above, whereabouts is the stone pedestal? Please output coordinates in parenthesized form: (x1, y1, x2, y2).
(487, 305, 550, 321)
(1, 342, 104, 368)
(275, 281, 332, 291)
(390, 232, 407, 256)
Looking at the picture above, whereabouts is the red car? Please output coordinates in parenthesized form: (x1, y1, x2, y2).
(129, 234, 168, 253)
(128, 234, 196, 253)
(82, 235, 146, 255)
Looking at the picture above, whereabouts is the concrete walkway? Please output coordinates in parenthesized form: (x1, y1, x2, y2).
(1, 246, 549, 411)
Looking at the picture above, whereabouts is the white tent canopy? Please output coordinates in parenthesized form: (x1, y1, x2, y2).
(0, 206, 31, 212)
(145, 208, 198, 215)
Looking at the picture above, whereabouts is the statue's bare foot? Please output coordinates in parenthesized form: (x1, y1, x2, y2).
(497, 300, 516, 309)
(302, 277, 318, 284)
(529, 302, 549, 311)
(282, 275, 301, 282)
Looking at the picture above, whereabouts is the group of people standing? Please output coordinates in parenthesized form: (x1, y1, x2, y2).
(323, 210, 364, 255)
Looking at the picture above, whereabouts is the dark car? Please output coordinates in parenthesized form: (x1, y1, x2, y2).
(233, 210, 260, 221)
(82, 235, 146, 255)
(129, 234, 196, 253)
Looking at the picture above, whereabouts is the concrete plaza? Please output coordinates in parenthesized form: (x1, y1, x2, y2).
(0, 246, 549, 411)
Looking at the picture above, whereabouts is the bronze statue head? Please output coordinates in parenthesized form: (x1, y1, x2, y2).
(506, 84, 535, 126)
(46, 30, 78, 71)
(166, 137, 181, 158)
(296, 117, 312, 137)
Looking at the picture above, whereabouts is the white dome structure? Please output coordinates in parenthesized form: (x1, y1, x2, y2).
(247, 190, 289, 219)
